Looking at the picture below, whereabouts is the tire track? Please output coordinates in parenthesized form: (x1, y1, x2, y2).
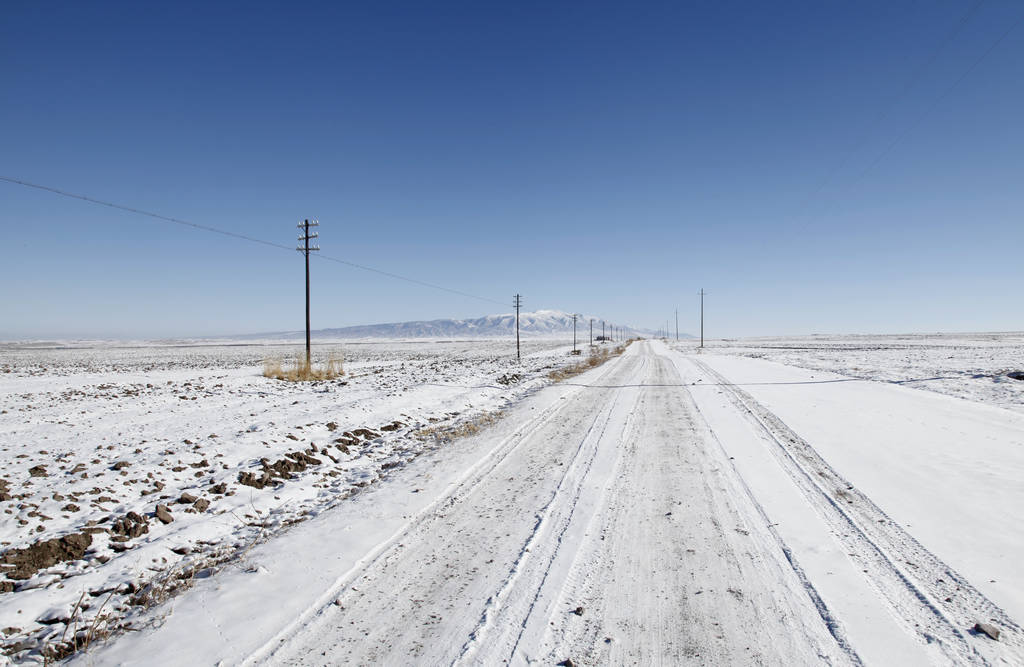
(243, 352, 634, 666)
(689, 356, 1023, 665)
(542, 348, 855, 665)
(453, 354, 646, 665)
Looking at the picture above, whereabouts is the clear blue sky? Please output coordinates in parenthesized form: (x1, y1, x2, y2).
(2, 1, 1021, 339)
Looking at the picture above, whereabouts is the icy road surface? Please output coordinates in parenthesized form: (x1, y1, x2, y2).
(75, 339, 1024, 666)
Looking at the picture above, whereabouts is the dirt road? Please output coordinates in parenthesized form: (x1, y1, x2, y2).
(79, 340, 1022, 666)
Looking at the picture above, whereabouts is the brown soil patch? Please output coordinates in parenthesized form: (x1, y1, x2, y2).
(1, 532, 92, 580)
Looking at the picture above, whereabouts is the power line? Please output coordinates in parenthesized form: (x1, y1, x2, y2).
(849, 10, 1023, 185)
(0, 175, 506, 306)
(0, 175, 293, 252)
(795, 0, 987, 214)
(808, 7, 1023, 220)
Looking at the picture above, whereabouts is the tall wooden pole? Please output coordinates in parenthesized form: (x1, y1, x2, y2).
(513, 294, 522, 361)
(297, 219, 319, 368)
(700, 288, 704, 349)
(304, 223, 311, 367)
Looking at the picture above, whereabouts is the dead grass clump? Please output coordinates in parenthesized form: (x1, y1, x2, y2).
(415, 411, 502, 444)
(548, 340, 634, 382)
(263, 350, 344, 382)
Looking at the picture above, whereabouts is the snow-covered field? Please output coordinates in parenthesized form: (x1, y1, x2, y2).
(0, 337, 582, 662)
(689, 332, 1024, 413)
(3, 333, 1023, 665)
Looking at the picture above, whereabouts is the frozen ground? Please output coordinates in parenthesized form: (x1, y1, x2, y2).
(688, 332, 1024, 413)
(3, 334, 1023, 666)
(0, 337, 583, 662)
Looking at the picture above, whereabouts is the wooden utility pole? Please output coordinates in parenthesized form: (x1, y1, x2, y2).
(699, 288, 705, 349)
(572, 313, 578, 353)
(590, 318, 593, 346)
(296, 219, 320, 368)
(602, 321, 605, 341)
(513, 294, 523, 361)
(675, 309, 679, 341)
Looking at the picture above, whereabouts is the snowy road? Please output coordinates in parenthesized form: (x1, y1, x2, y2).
(78, 340, 1023, 666)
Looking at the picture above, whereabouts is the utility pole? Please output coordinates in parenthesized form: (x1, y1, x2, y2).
(513, 294, 523, 362)
(699, 288, 705, 349)
(572, 313, 578, 353)
(590, 318, 593, 346)
(675, 309, 679, 341)
(602, 321, 605, 342)
(296, 219, 320, 368)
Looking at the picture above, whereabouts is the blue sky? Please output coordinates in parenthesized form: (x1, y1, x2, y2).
(2, 1, 1022, 338)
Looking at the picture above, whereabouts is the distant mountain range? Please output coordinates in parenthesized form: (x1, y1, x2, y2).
(240, 310, 685, 340)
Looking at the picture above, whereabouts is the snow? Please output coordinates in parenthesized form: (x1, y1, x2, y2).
(4, 333, 1023, 665)
(0, 337, 584, 662)
(696, 331, 1024, 413)
(689, 352, 1024, 625)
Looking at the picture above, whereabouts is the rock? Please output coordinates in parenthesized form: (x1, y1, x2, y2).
(62, 503, 80, 513)
(239, 471, 273, 489)
(111, 461, 130, 471)
(192, 498, 211, 512)
(209, 482, 228, 495)
(178, 493, 198, 504)
(557, 659, 575, 667)
(155, 504, 173, 524)
(572, 606, 585, 616)
(974, 622, 1000, 640)
(111, 511, 149, 539)
(1008, 371, 1024, 381)
(28, 465, 48, 477)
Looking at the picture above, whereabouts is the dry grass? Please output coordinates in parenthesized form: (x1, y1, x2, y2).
(415, 411, 503, 444)
(548, 339, 635, 382)
(263, 349, 344, 382)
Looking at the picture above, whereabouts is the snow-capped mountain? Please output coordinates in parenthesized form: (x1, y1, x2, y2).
(244, 310, 670, 340)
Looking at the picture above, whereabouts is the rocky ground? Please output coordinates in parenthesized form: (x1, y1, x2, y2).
(0, 338, 583, 663)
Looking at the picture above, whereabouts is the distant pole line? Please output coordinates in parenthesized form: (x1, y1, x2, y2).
(700, 289, 705, 349)
(513, 294, 523, 362)
(297, 219, 320, 367)
(0, 175, 505, 306)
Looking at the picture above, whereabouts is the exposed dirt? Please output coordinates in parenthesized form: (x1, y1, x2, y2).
(1, 532, 93, 580)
